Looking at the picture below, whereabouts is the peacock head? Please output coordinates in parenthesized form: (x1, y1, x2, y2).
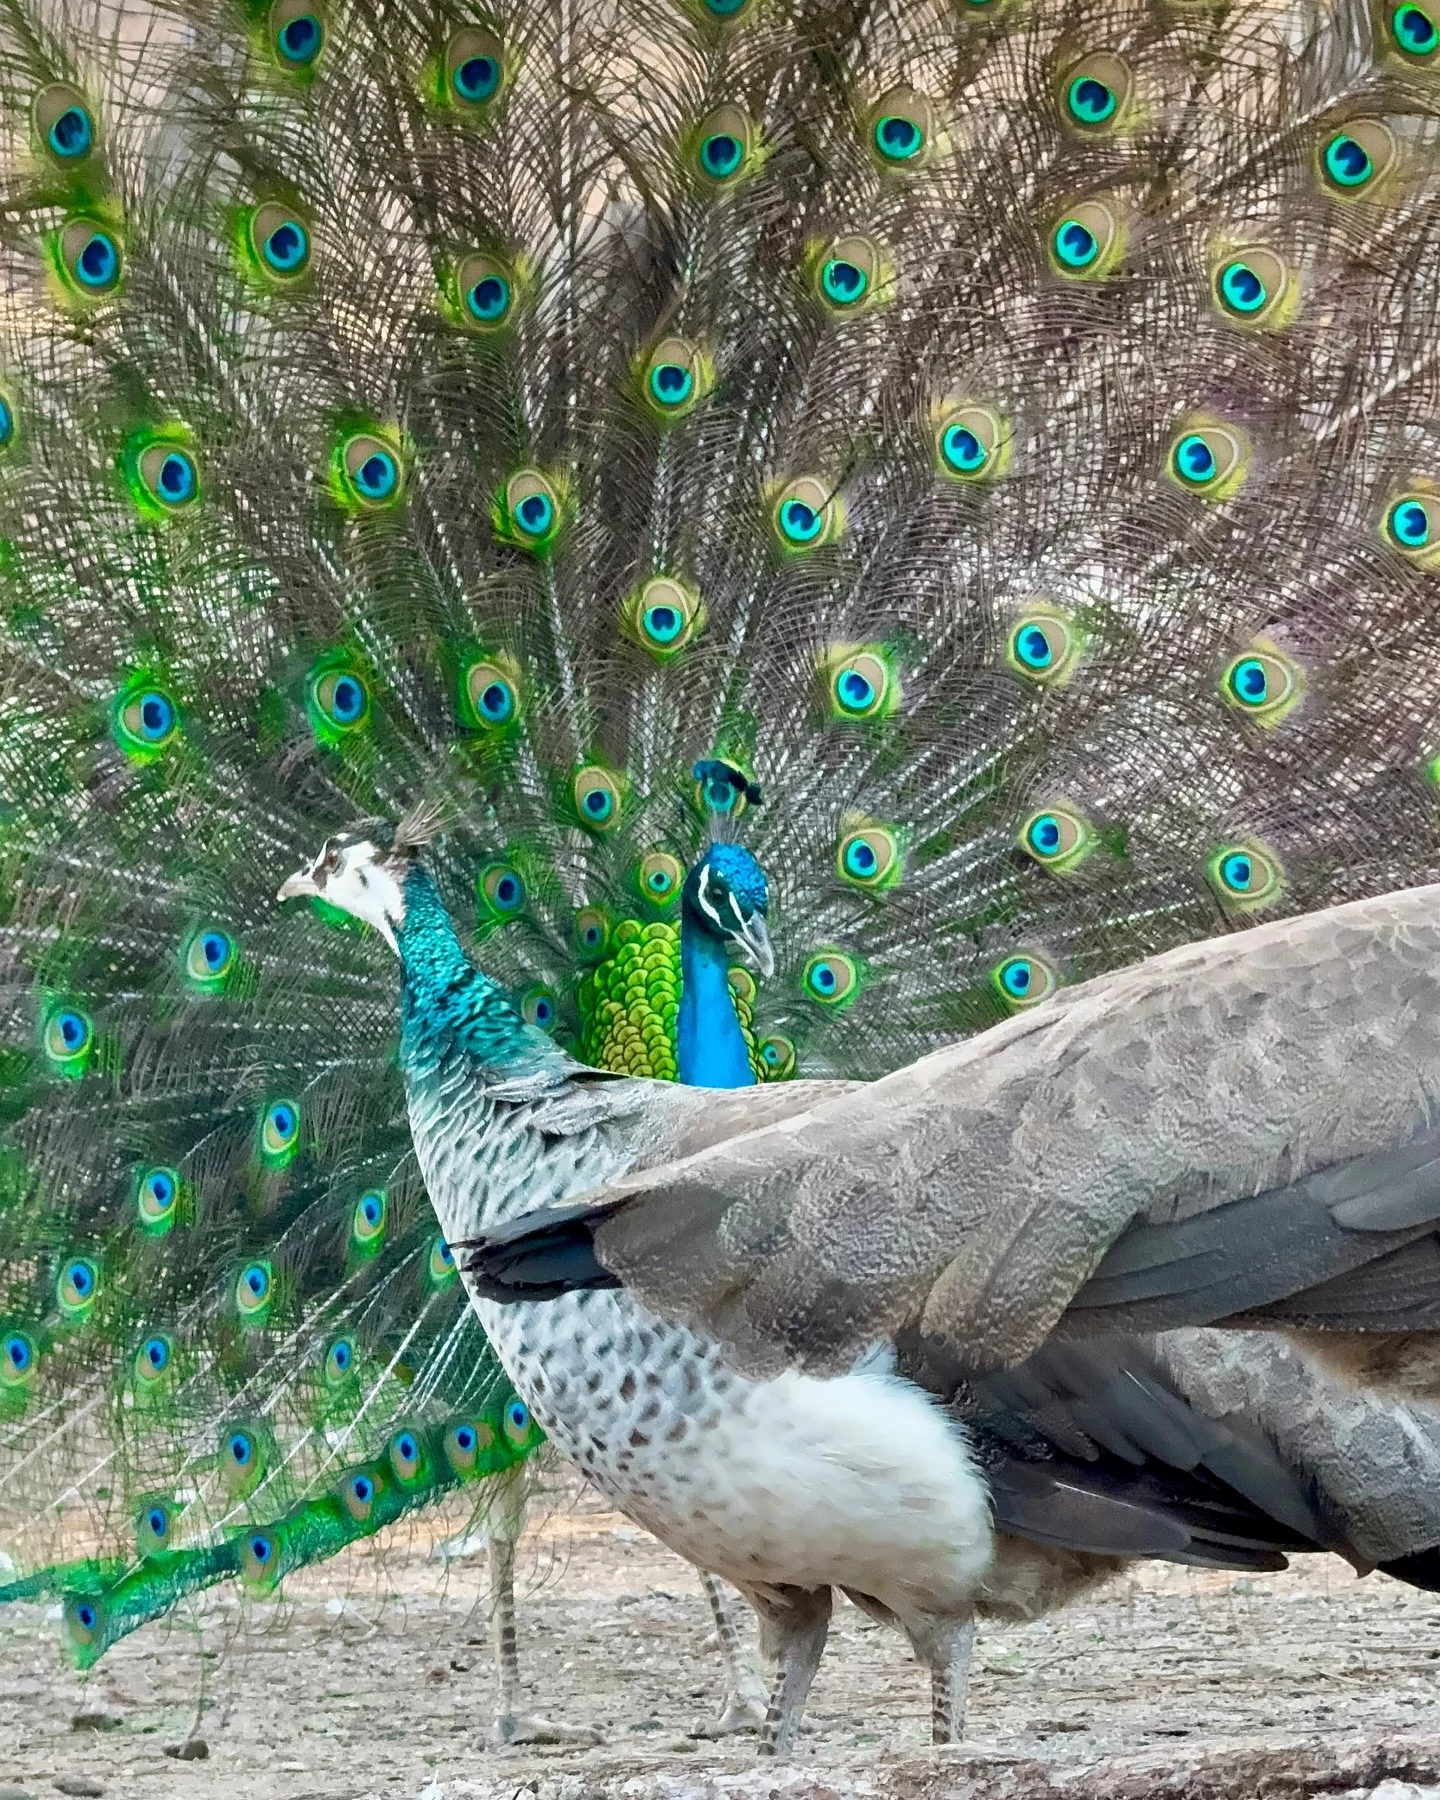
(683, 843, 773, 976)
(278, 830, 411, 954)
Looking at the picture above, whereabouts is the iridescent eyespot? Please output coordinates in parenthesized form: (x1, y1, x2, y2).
(801, 951, 861, 1009)
(771, 476, 843, 550)
(1060, 53, 1132, 133)
(65, 1596, 104, 1652)
(249, 202, 311, 281)
(34, 85, 95, 163)
(575, 906, 611, 957)
(444, 1416, 495, 1476)
(695, 104, 755, 182)
(814, 235, 883, 313)
(935, 404, 1010, 483)
(259, 1099, 300, 1165)
(183, 926, 236, 992)
(43, 1006, 93, 1076)
(758, 1034, 796, 1079)
(728, 965, 756, 1009)
(990, 951, 1060, 1012)
(1212, 247, 1293, 327)
(219, 1424, 268, 1496)
(503, 1398, 533, 1445)
(1319, 120, 1397, 195)
(1006, 610, 1082, 686)
(389, 1427, 425, 1482)
(698, 0, 752, 19)
(458, 652, 521, 732)
(427, 1233, 458, 1285)
(866, 87, 935, 168)
(306, 656, 372, 743)
(453, 251, 513, 328)
(57, 218, 122, 296)
(0, 392, 14, 452)
(1048, 199, 1122, 278)
(1019, 803, 1094, 872)
(1207, 841, 1284, 912)
(497, 469, 565, 553)
(337, 433, 402, 509)
(700, 131, 743, 177)
(57, 1256, 99, 1317)
(623, 575, 706, 661)
(521, 985, 557, 1030)
(240, 1528, 281, 1589)
(135, 1499, 174, 1557)
(270, 0, 325, 68)
(1218, 261, 1263, 313)
(642, 336, 708, 420)
(337, 1467, 379, 1522)
(1385, 491, 1440, 561)
(1, 1332, 36, 1386)
(874, 113, 922, 159)
(235, 1260, 273, 1319)
(324, 1334, 356, 1381)
(1167, 422, 1247, 497)
(836, 823, 904, 891)
(1322, 132, 1372, 188)
(131, 692, 173, 739)
(136, 1166, 180, 1233)
(479, 861, 527, 920)
(573, 765, 623, 831)
(136, 1334, 172, 1380)
(692, 758, 756, 819)
(1388, 2, 1440, 60)
(1221, 642, 1301, 726)
(113, 676, 180, 760)
(225, 1429, 255, 1467)
(444, 28, 505, 110)
(820, 646, 900, 721)
(636, 850, 684, 907)
(351, 1189, 387, 1245)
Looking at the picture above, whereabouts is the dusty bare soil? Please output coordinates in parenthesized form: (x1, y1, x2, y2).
(2, 1475, 1439, 1800)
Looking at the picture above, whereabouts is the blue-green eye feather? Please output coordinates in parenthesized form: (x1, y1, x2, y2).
(7, 0, 1440, 1742)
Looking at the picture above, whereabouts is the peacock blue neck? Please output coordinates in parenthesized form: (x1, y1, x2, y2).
(678, 913, 755, 1089)
(396, 866, 560, 1079)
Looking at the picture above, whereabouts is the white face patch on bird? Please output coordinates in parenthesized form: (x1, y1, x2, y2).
(277, 835, 407, 955)
(696, 863, 774, 977)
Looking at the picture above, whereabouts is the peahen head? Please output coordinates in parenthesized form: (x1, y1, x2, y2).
(683, 843, 773, 976)
(278, 831, 411, 954)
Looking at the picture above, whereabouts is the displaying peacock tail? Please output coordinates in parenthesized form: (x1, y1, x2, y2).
(4, 0, 1440, 1687)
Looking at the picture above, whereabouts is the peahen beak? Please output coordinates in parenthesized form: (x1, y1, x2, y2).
(735, 912, 775, 979)
(277, 866, 320, 903)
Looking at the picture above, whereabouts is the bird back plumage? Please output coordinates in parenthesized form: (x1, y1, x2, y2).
(5, 0, 1440, 1666)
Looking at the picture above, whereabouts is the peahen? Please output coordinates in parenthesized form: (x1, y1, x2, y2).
(5, 0, 1440, 1759)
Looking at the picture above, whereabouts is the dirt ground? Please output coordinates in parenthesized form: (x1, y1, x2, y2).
(3, 1474, 1440, 1800)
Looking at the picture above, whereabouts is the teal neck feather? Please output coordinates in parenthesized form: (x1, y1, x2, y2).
(397, 867, 561, 1080)
(678, 918, 755, 1089)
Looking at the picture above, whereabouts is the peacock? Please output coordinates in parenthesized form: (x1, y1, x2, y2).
(5, 0, 1440, 1761)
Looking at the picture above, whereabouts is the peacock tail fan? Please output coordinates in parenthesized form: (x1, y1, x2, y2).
(4, 0, 1440, 1667)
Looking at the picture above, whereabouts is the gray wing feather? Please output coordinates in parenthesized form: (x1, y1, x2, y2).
(557, 885, 1440, 1375)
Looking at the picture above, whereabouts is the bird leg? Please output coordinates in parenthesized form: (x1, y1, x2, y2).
(748, 1583, 833, 1759)
(899, 1609, 976, 1746)
(486, 1474, 601, 1747)
(689, 1571, 767, 1738)
(928, 1616, 975, 1744)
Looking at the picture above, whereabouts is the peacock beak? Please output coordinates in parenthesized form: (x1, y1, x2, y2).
(736, 913, 775, 979)
(277, 866, 320, 903)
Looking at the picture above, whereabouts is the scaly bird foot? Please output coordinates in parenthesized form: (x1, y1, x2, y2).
(491, 1713, 603, 1748)
(688, 1682, 768, 1739)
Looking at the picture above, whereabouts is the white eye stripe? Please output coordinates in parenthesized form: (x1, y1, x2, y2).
(697, 866, 726, 930)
